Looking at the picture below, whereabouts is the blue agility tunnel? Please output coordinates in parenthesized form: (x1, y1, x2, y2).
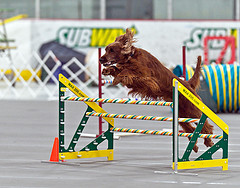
(201, 64, 240, 113)
(173, 64, 240, 112)
(172, 65, 194, 81)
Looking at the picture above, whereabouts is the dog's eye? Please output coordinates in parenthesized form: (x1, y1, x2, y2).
(110, 48, 114, 52)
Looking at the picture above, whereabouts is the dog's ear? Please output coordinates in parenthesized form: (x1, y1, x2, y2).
(125, 28, 134, 40)
(121, 28, 136, 55)
(115, 28, 135, 43)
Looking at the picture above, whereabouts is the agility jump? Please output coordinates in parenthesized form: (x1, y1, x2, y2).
(49, 74, 228, 172)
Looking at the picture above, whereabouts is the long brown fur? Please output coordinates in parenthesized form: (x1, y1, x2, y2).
(99, 28, 214, 152)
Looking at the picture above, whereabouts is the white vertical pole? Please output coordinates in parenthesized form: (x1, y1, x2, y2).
(167, 0, 172, 20)
(35, 0, 40, 19)
(100, 0, 106, 19)
(236, 0, 240, 20)
(173, 80, 179, 173)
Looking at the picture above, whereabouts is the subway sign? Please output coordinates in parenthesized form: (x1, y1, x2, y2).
(183, 28, 229, 50)
(56, 26, 137, 48)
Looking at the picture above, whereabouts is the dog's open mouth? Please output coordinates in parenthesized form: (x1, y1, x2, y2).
(103, 61, 116, 67)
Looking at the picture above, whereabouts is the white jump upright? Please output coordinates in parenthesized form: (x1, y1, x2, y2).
(173, 80, 179, 173)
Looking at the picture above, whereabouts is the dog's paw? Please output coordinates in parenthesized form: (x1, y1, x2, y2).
(113, 75, 134, 86)
(102, 68, 110, 76)
(112, 77, 121, 85)
(121, 75, 134, 85)
(102, 66, 120, 76)
(193, 145, 199, 153)
(102, 67, 114, 76)
(204, 138, 214, 147)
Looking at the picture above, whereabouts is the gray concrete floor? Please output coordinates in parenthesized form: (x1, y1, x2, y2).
(0, 100, 239, 188)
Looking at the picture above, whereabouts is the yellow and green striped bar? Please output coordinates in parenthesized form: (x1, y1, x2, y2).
(111, 127, 223, 139)
(86, 112, 199, 123)
(61, 96, 173, 106)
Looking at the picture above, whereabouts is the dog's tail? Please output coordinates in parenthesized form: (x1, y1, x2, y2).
(187, 56, 202, 91)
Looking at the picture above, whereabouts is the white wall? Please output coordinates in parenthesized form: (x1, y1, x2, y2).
(1, 19, 239, 69)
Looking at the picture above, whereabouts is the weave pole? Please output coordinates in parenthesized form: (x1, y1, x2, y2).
(110, 127, 223, 139)
(86, 112, 199, 123)
(61, 96, 173, 106)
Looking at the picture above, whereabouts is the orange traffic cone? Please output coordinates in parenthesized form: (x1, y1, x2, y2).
(49, 137, 59, 162)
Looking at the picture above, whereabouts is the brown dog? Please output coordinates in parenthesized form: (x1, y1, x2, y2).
(99, 28, 214, 152)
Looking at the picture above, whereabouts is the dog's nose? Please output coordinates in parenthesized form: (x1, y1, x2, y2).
(99, 57, 105, 64)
